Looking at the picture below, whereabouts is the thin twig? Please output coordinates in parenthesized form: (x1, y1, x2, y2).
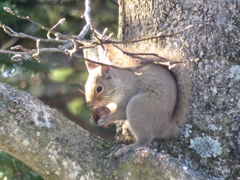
(11, 45, 30, 52)
(114, 44, 186, 65)
(3, 7, 70, 39)
(77, 0, 92, 40)
(0, 48, 65, 56)
(71, 52, 142, 71)
(0, 45, 133, 70)
(0, 22, 68, 43)
(112, 44, 169, 62)
(1, 37, 19, 50)
(0, 50, 28, 55)
(47, 18, 65, 39)
(32, 39, 40, 61)
(104, 25, 193, 44)
(0, 3, 191, 68)
(67, 39, 78, 55)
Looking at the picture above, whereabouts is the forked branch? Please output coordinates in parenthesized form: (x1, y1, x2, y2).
(0, 0, 191, 68)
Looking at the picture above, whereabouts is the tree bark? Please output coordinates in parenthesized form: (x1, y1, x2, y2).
(0, 82, 213, 179)
(0, 0, 239, 179)
(118, 0, 239, 178)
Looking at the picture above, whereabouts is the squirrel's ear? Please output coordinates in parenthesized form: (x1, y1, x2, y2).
(85, 61, 98, 72)
(101, 65, 111, 80)
(101, 65, 110, 73)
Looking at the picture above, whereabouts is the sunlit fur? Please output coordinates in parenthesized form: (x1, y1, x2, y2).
(84, 44, 190, 157)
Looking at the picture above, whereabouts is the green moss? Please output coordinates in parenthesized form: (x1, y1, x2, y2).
(112, 170, 118, 176)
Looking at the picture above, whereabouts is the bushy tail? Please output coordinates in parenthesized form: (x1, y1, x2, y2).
(154, 46, 192, 127)
(119, 44, 192, 127)
(170, 63, 191, 127)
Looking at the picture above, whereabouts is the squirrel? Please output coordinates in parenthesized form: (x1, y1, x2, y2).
(84, 43, 191, 157)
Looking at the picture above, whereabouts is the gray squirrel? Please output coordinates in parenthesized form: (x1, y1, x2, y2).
(84, 44, 191, 157)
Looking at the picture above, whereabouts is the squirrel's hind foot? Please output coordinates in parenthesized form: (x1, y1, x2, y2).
(114, 141, 150, 158)
(114, 145, 134, 158)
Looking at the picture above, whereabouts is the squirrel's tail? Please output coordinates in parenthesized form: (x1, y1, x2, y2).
(155, 46, 192, 127)
(170, 63, 191, 127)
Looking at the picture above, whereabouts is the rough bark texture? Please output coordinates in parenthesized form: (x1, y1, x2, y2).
(0, 83, 111, 179)
(0, 82, 215, 179)
(0, 0, 239, 179)
(118, 0, 239, 178)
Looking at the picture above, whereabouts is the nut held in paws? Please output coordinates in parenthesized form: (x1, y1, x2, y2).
(92, 106, 110, 123)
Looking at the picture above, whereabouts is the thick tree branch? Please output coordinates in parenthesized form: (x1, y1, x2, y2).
(0, 82, 213, 179)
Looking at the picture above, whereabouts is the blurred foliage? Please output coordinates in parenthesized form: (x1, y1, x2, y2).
(0, 54, 51, 77)
(0, 0, 118, 179)
(67, 98, 85, 116)
(50, 67, 74, 82)
(0, 150, 42, 180)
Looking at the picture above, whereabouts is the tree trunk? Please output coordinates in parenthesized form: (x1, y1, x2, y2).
(118, 0, 239, 178)
(0, 0, 239, 179)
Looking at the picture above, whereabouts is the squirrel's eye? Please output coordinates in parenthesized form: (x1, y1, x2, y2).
(96, 85, 103, 93)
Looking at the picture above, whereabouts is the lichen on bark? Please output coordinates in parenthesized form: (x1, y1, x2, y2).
(118, 0, 239, 178)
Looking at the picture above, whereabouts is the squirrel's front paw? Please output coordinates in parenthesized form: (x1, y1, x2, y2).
(90, 117, 97, 125)
(97, 114, 111, 128)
